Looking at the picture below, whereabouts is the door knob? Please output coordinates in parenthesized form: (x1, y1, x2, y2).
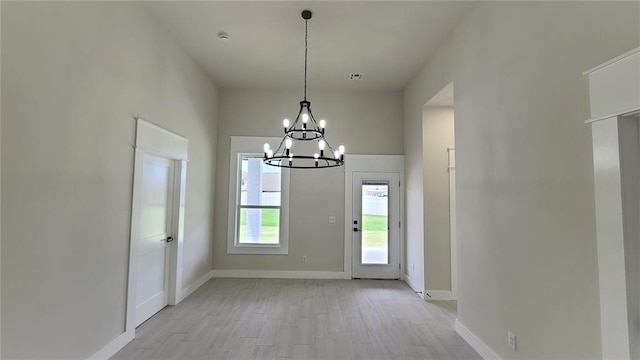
(166, 236, 174, 243)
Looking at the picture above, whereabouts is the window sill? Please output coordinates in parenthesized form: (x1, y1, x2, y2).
(235, 243, 281, 247)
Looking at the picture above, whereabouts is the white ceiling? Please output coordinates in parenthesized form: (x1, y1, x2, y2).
(143, 1, 475, 91)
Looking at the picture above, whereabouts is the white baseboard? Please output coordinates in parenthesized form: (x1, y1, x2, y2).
(211, 269, 347, 279)
(424, 290, 457, 300)
(87, 330, 134, 360)
(178, 269, 215, 302)
(401, 273, 425, 299)
(455, 319, 502, 360)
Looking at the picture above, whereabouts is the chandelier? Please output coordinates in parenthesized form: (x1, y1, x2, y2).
(263, 10, 345, 169)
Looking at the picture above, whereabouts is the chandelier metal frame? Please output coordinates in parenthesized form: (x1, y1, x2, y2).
(263, 10, 344, 169)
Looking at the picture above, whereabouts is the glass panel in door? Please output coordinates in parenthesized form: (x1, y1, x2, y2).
(352, 171, 400, 279)
(361, 182, 389, 265)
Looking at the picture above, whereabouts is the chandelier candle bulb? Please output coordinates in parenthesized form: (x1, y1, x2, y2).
(301, 113, 308, 133)
(334, 150, 340, 159)
(283, 119, 290, 131)
(285, 138, 291, 156)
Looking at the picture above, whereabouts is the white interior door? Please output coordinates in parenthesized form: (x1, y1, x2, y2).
(352, 172, 400, 279)
(136, 154, 174, 326)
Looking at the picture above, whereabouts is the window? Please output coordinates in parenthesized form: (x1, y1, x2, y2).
(238, 156, 281, 244)
(227, 136, 290, 254)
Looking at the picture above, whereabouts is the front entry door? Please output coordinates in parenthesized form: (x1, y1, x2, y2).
(352, 172, 400, 279)
(136, 154, 174, 326)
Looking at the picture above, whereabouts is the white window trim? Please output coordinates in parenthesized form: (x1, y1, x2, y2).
(227, 136, 290, 254)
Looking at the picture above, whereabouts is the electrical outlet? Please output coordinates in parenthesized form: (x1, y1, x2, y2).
(302, 255, 308, 264)
(508, 331, 516, 351)
(329, 216, 336, 223)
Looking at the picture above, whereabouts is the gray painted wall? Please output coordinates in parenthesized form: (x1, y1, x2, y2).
(423, 106, 454, 292)
(404, 1, 639, 358)
(1, 2, 218, 357)
(213, 89, 403, 271)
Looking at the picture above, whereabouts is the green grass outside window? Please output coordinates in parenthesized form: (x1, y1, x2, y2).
(240, 211, 388, 248)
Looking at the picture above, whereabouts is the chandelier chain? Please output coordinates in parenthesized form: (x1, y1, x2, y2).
(304, 19, 308, 101)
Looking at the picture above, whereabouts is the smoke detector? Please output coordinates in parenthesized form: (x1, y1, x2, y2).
(349, 73, 364, 80)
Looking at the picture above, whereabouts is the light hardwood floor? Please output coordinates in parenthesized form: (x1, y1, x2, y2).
(112, 278, 480, 360)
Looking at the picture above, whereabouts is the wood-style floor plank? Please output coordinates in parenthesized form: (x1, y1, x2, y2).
(111, 278, 481, 360)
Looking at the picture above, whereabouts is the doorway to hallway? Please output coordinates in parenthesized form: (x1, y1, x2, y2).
(421, 82, 457, 300)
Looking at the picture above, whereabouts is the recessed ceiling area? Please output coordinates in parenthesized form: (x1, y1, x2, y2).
(425, 82, 454, 106)
(142, 1, 475, 91)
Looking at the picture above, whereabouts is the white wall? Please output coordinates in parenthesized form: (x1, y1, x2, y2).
(1, 2, 218, 358)
(422, 106, 454, 292)
(404, 1, 639, 358)
(213, 89, 403, 272)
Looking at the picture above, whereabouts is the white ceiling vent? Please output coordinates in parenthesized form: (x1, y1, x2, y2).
(349, 73, 364, 80)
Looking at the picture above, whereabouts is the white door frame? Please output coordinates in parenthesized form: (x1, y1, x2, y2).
(344, 155, 404, 279)
(126, 118, 188, 336)
(351, 172, 401, 279)
(585, 48, 639, 359)
(448, 148, 458, 299)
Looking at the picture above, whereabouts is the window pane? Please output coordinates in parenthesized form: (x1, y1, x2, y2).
(361, 184, 389, 264)
(240, 157, 281, 206)
(239, 208, 280, 244)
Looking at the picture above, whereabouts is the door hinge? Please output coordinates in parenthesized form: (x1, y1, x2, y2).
(399, 263, 401, 269)
(399, 221, 401, 228)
